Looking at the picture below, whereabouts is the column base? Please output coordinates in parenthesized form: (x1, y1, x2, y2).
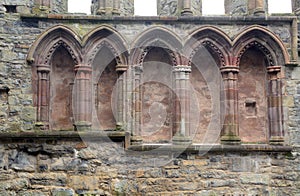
(130, 136, 143, 145)
(96, 9, 106, 15)
(269, 136, 284, 145)
(220, 135, 241, 145)
(253, 8, 265, 16)
(35, 122, 49, 130)
(172, 135, 192, 146)
(181, 9, 193, 16)
(74, 122, 91, 132)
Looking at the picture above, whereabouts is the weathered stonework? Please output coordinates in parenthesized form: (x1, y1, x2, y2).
(0, 0, 299, 195)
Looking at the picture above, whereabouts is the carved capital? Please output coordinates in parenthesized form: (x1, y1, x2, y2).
(37, 64, 51, 73)
(173, 65, 191, 73)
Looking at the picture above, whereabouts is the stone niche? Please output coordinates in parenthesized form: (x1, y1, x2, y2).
(50, 46, 75, 131)
(141, 47, 174, 143)
(238, 48, 268, 143)
(92, 47, 118, 131)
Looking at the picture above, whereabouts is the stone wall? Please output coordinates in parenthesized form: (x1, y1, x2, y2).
(0, 138, 298, 195)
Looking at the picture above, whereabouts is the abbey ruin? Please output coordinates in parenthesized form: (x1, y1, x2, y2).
(0, 0, 299, 195)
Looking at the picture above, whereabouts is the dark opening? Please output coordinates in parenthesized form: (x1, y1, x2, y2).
(4, 5, 17, 13)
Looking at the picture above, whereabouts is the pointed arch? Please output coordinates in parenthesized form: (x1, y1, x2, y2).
(184, 26, 232, 66)
(27, 25, 82, 65)
(233, 25, 290, 66)
(130, 26, 183, 66)
(83, 25, 129, 66)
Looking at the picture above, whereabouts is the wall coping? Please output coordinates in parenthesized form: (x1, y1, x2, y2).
(20, 14, 296, 24)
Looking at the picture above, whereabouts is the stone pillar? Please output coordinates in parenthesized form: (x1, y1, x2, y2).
(131, 65, 143, 144)
(181, 0, 193, 16)
(112, 0, 120, 15)
(172, 65, 192, 145)
(97, 0, 106, 15)
(33, 0, 51, 14)
(248, 0, 265, 15)
(220, 66, 241, 145)
(74, 65, 92, 131)
(115, 64, 127, 129)
(267, 66, 284, 145)
(36, 64, 50, 129)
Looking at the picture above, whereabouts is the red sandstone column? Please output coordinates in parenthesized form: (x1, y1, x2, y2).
(130, 65, 143, 145)
(267, 66, 284, 145)
(116, 64, 127, 130)
(248, 0, 265, 15)
(36, 64, 50, 130)
(74, 65, 92, 131)
(172, 65, 192, 144)
(220, 66, 241, 145)
(181, 0, 193, 15)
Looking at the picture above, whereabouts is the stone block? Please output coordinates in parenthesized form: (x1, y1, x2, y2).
(240, 174, 269, 185)
(69, 176, 99, 190)
(283, 96, 295, 107)
(52, 188, 75, 196)
(291, 67, 300, 80)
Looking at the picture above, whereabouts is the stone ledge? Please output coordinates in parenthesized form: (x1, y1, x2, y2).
(0, 131, 129, 143)
(128, 144, 293, 154)
(20, 14, 296, 24)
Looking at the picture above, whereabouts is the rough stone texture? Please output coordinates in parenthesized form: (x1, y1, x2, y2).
(225, 0, 247, 15)
(0, 142, 298, 195)
(191, 0, 202, 16)
(119, 0, 134, 16)
(159, 0, 178, 16)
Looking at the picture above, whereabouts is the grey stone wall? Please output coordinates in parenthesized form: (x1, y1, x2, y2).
(225, 0, 247, 15)
(0, 140, 299, 195)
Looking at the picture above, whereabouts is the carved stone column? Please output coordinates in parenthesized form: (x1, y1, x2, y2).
(74, 65, 92, 131)
(97, 0, 106, 15)
(267, 66, 284, 145)
(220, 66, 241, 145)
(36, 64, 50, 130)
(33, 0, 51, 14)
(181, 0, 193, 16)
(112, 0, 120, 15)
(115, 64, 127, 129)
(248, 0, 265, 15)
(172, 65, 192, 145)
(131, 65, 143, 145)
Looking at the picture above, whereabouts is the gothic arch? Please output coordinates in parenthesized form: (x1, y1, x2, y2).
(184, 26, 232, 67)
(27, 25, 82, 130)
(83, 25, 129, 67)
(27, 25, 82, 65)
(233, 25, 290, 66)
(232, 25, 288, 144)
(130, 26, 183, 66)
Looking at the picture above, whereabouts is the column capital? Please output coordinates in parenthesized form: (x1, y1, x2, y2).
(116, 64, 128, 72)
(173, 65, 191, 73)
(74, 64, 92, 73)
(267, 66, 281, 74)
(134, 65, 143, 73)
(220, 66, 239, 73)
(37, 64, 51, 73)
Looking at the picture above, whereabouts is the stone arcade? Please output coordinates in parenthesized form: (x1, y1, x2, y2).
(0, 0, 299, 195)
